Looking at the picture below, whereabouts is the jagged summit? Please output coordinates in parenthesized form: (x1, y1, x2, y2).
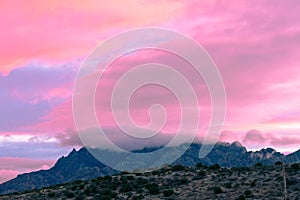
(0, 142, 299, 194)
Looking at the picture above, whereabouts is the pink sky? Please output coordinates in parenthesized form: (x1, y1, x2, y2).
(1, 0, 300, 183)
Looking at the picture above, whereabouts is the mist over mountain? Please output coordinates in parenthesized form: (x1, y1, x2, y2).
(0, 142, 299, 194)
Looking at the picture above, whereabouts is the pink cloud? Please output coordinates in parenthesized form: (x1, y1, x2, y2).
(28, 100, 75, 133)
(30, 27, 300, 149)
(1, 0, 300, 157)
(0, 157, 54, 171)
(239, 129, 300, 152)
(0, 0, 184, 75)
(30, 49, 213, 141)
(0, 170, 20, 184)
(0, 157, 55, 183)
(218, 130, 243, 143)
(242, 129, 268, 147)
(55, 129, 82, 147)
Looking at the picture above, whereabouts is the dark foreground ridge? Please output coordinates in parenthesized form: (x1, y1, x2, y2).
(0, 142, 300, 195)
(1, 162, 300, 199)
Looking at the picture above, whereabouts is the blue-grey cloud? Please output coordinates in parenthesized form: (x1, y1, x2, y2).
(0, 63, 76, 131)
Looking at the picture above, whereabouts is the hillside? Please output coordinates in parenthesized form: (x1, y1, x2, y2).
(0, 148, 118, 194)
(0, 162, 299, 199)
(0, 142, 299, 194)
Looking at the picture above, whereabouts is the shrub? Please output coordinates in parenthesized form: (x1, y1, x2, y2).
(152, 170, 159, 175)
(104, 176, 112, 181)
(146, 183, 160, 195)
(132, 195, 140, 200)
(209, 164, 220, 170)
(75, 194, 84, 200)
(120, 184, 133, 193)
(179, 177, 189, 185)
(192, 175, 203, 180)
(48, 192, 55, 197)
(198, 170, 206, 177)
(146, 183, 159, 189)
(64, 191, 74, 198)
(132, 195, 144, 200)
(235, 195, 246, 200)
(213, 186, 223, 194)
(244, 189, 253, 197)
(84, 188, 91, 195)
(136, 188, 143, 193)
(100, 188, 112, 196)
(254, 162, 263, 167)
(250, 180, 256, 187)
(125, 192, 133, 197)
(275, 176, 283, 181)
(275, 161, 283, 166)
(163, 189, 174, 197)
(148, 187, 160, 195)
(79, 184, 84, 190)
(112, 183, 118, 190)
(224, 182, 232, 188)
(71, 184, 77, 191)
(287, 179, 297, 186)
(291, 163, 300, 171)
(90, 184, 97, 193)
(172, 165, 185, 171)
(234, 183, 240, 188)
(111, 192, 117, 198)
(95, 195, 112, 200)
(196, 163, 203, 168)
(127, 175, 134, 180)
(137, 177, 148, 185)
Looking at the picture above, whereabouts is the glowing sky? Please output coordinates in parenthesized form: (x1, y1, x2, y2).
(1, 0, 300, 183)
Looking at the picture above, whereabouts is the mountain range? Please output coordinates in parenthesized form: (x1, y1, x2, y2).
(0, 141, 299, 194)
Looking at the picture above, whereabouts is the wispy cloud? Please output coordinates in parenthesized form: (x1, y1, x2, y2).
(0, 0, 300, 178)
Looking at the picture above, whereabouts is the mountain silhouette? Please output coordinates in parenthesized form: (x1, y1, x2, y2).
(0, 142, 299, 194)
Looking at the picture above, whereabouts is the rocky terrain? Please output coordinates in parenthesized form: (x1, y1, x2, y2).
(0, 141, 299, 195)
(0, 162, 299, 199)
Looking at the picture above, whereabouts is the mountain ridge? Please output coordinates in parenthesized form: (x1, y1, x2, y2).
(0, 141, 299, 194)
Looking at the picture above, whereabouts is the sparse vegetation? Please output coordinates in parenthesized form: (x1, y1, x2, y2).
(0, 162, 300, 199)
